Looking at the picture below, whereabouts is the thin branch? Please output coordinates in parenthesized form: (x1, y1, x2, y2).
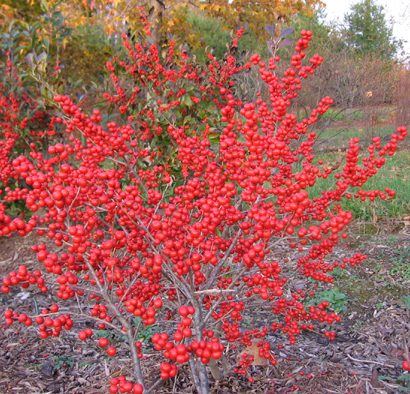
(346, 354, 395, 368)
(188, 358, 202, 392)
(144, 378, 164, 394)
(124, 156, 149, 196)
(83, 255, 145, 386)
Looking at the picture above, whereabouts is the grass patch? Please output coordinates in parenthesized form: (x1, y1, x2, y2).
(315, 126, 395, 149)
(305, 149, 410, 221)
(319, 109, 364, 122)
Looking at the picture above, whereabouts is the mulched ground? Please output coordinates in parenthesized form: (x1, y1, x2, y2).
(0, 229, 409, 394)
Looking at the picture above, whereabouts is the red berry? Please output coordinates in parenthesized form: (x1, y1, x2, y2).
(107, 346, 117, 356)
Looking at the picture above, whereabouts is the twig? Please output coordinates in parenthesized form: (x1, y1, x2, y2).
(123, 156, 149, 196)
(145, 377, 164, 394)
(346, 354, 395, 368)
(172, 374, 177, 394)
(194, 289, 235, 295)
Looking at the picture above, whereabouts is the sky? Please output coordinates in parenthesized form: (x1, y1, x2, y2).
(320, 0, 410, 56)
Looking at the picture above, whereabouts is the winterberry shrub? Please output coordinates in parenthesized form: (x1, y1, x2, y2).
(0, 50, 62, 218)
(0, 26, 407, 394)
(101, 15, 251, 178)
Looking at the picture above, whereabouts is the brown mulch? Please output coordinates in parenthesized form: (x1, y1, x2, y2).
(0, 232, 409, 394)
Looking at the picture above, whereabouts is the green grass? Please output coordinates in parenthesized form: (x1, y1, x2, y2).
(389, 247, 410, 282)
(316, 126, 395, 144)
(402, 295, 410, 310)
(304, 148, 410, 221)
(319, 109, 364, 122)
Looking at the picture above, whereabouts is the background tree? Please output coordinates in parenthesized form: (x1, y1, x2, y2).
(110, 0, 323, 47)
(343, 0, 402, 59)
(249, 5, 401, 127)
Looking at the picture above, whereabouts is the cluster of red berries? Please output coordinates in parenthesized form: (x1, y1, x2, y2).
(159, 362, 178, 380)
(235, 352, 255, 380)
(4, 304, 73, 339)
(0, 79, 54, 188)
(1, 264, 46, 294)
(109, 376, 143, 394)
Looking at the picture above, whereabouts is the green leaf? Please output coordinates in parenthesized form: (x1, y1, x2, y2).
(184, 97, 193, 107)
(31, 30, 38, 48)
(40, 0, 49, 12)
(209, 134, 220, 145)
(72, 79, 83, 89)
(94, 330, 111, 339)
(183, 114, 192, 124)
(42, 38, 50, 54)
(7, 20, 15, 33)
(102, 113, 120, 123)
(378, 376, 394, 381)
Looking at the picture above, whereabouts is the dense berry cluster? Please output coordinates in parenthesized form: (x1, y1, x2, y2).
(0, 80, 56, 189)
(0, 27, 407, 394)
